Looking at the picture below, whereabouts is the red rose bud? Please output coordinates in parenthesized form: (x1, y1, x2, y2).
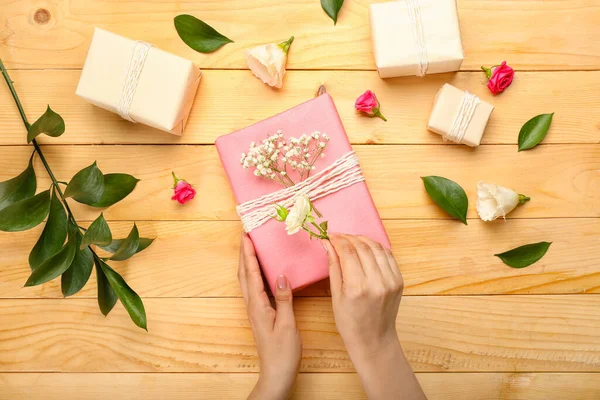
(355, 90, 387, 121)
(481, 61, 514, 95)
(171, 172, 197, 205)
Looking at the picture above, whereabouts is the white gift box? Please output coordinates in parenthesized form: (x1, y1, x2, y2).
(76, 28, 202, 135)
(370, 0, 464, 78)
(427, 84, 494, 147)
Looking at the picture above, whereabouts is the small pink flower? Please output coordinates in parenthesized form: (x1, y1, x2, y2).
(171, 172, 196, 205)
(481, 61, 514, 95)
(355, 90, 387, 121)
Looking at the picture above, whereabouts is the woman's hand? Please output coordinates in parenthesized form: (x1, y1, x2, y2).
(324, 234, 426, 400)
(240, 234, 302, 400)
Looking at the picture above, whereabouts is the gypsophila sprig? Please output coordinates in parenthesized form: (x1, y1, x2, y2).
(241, 131, 330, 240)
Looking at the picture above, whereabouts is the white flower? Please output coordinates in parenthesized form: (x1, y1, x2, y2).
(285, 195, 311, 235)
(245, 36, 294, 89)
(476, 181, 530, 221)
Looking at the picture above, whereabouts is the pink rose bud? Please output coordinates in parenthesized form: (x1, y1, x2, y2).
(355, 90, 387, 121)
(171, 172, 197, 205)
(481, 61, 514, 95)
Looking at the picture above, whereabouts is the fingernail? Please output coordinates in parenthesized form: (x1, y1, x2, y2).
(320, 240, 328, 252)
(242, 231, 248, 237)
(277, 274, 288, 290)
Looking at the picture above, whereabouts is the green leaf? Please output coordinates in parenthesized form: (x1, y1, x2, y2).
(29, 191, 68, 270)
(0, 190, 51, 232)
(100, 237, 154, 255)
(174, 15, 233, 53)
(95, 257, 118, 316)
(81, 213, 112, 250)
(321, 0, 345, 24)
(109, 224, 140, 261)
(64, 162, 105, 205)
(91, 174, 140, 208)
(0, 154, 37, 211)
(320, 220, 328, 232)
(495, 242, 552, 268)
(421, 176, 468, 225)
(61, 238, 94, 297)
(24, 228, 78, 286)
(518, 113, 554, 151)
(27, 105, 66, 143)
(97, 258, 147, 330)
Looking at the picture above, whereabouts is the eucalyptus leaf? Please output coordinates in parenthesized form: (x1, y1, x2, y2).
(91, 174, 140, 208)
(321, 0, 345, 24)
(29, 191, 68, 270)
(62, 238, 94, 297)
(421, 176, 468, 225)
(518, 113, 554, 151)
(100, 237, 154, 255)
(110, 224, 140, 261)
(64, 162, 105, 205)
(27, 105, 66, 143)
(97, 258, 147, 330)
(81, 213, 112, 250)
(495, 242, 552, 268)
(0, 153, 36, 211)
(0, 190, 51, 232)
(95, 257, 118, 316)
(24, 229, 78, 286)
(174, 15, 233, 53)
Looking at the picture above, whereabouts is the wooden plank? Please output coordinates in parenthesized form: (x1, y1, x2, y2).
(2, 372, 600, 400)
(2, 0, 600, 70)
(0, 296, 598, 372)
(1, 219, 598, 299)
(0, 144, 597, 221)
(1, 70, 599, 146)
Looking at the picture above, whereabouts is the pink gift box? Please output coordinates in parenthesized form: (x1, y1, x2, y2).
(216, 94, 390, 293)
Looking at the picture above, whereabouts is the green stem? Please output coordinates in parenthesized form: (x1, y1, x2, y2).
(373, 109, 387, 122)
(518, 194, 531, 205)
(0, 59, 84, 238)
(278, 36, 294, 54)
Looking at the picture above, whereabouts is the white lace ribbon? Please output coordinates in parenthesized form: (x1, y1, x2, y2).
(444, 91, 480, 144)
(237, 151, 365, 233)
(117, 40, 153, 122)
(405, 0, 428, 77)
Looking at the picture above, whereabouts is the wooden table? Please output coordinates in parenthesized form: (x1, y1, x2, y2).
(1, 1, 599, 399)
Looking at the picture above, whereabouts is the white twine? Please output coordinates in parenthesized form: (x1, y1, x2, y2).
(237, 151, 365, 233)
(117, 40, 153, 122)
(405, 0, 428, 77)
(444, 91, 480, 144)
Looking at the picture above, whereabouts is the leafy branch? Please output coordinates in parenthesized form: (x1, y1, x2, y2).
(0, 59, 152, 330)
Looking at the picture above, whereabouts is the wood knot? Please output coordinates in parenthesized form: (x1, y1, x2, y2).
(34, 8, 51, 24)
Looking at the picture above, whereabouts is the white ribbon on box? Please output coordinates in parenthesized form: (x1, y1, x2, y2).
(117, 40, 154, 122)
(405, 0, 429, 76)
(444, 91, 481, 145)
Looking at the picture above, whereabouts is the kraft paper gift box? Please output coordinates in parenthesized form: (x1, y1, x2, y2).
(76, 28, 202, 135)
(216, 94, 390, 293)
(370, 0, 464, 78)
(427, 83, 495, 147)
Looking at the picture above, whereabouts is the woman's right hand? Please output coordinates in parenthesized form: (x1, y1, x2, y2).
(323, 234, 426, 400)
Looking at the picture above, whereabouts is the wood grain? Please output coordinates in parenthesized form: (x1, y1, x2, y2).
(2, 0, 600, 70)
(1, 70, 599, 145)
(2, 372, 600, 400)
(0, 296, 598, 373)
(1, 219, 598, 299)
(0, 144, 597, 221)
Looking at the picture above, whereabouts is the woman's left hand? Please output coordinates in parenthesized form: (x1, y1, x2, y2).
(240, 234, 302, 400)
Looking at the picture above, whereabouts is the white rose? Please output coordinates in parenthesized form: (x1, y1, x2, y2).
(245, 36, 294, 89)
(476, 181, 530, 221)
(285, 195, 312, 235)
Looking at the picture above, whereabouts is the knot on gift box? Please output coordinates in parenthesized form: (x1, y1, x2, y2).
(406, 0, 429, 77)
(117, 40, 154, 122)
(236, 151, 365, 233)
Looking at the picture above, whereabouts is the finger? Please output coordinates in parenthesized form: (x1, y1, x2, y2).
(323, 240, 342, 295)
(274, 275, 296, 329)
(385, 248, 403, 283)
(355, 235, 395, 284)
(329, 234, 365, 286)
(345, 235, 382, 280)
(242, 235, 271, 310)
(238, 234, 249, 305)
